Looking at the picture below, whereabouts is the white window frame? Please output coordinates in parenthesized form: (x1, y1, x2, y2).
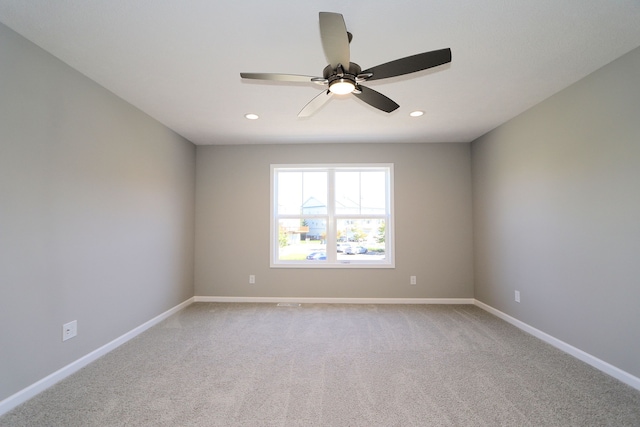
(271, 163, 395, 268)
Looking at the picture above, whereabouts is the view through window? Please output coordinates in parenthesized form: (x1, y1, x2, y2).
(271, 164, 394, 268)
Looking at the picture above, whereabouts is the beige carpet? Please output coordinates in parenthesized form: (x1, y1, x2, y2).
(2, 303, 640, 426)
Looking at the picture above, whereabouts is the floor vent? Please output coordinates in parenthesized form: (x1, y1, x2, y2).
(277, 303, 301, 307)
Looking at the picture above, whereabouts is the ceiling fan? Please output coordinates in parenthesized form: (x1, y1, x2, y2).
(240, 12, 451, 117)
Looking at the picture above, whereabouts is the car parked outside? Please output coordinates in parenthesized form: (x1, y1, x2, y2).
(339, 244, 367, 255)
(306, 251, 326, 260)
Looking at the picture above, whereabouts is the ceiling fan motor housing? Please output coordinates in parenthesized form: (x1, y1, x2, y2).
(324, 62, 361, 93)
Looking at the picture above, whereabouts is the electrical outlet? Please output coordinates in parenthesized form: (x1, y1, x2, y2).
(515, 290, 521, 303)
(410, 276, 417, 285)
(249, 275, 256, 284)
(62, 320, 77, 341)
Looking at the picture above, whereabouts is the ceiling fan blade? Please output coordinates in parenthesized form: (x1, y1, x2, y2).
(353, 85, 399, 113)
(240, 73, 320, 83)
(298, 90, 333, 117)
(319, 12, 350, 69)
(362, 48, 451, 81)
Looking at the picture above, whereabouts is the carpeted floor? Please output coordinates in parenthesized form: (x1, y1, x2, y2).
(2, 303, 640, 426)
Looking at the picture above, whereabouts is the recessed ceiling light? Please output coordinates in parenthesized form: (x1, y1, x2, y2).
(409, 110, 424, 117)
(244, 113, 259, 120)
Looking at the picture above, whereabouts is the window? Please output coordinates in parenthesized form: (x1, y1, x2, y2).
(271, 164, 394, 268)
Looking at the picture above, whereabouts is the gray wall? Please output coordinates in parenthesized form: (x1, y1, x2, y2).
(195, 143, 474, 299)
(472, 47, 640, 377)
(0, 23, 196, 401)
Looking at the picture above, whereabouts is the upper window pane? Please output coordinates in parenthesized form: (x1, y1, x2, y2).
(335, 170, 387, 215)
(360, 171, 387, 214)
(277, 171, 327, 215)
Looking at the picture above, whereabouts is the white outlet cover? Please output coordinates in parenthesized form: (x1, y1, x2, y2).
(63, 320, 77, 341)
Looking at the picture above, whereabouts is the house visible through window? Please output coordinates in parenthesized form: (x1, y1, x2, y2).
(271, 164, 394, 268)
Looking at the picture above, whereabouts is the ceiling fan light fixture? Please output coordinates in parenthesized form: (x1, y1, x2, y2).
(409, 110, 424, 117)
(329, 78, 355, 95)
(244, 113, 259, 120)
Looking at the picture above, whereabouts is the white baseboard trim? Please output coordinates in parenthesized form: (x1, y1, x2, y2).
(474, 299, 640, 392)
(194, 296, 476, 305)
(0, 297, 195, 417)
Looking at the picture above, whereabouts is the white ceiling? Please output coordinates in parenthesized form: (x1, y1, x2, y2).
(2, 1, 640, 145)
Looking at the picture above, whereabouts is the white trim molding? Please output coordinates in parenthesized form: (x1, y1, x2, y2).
(194, 296, 476, 305)
(0, 297, 195, 417)
(474, 299, 640, 392)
